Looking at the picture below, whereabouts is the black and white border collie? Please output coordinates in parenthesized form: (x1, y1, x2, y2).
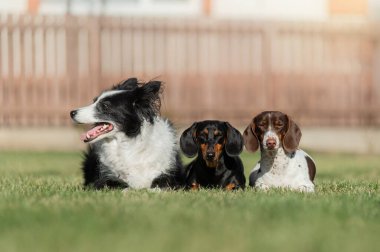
(70, 78, 183, 190)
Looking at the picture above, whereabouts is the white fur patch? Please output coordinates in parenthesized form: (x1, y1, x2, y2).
(251, 148, 315, 192)
(74, 103, 98, 124)
(262, 130, 280, 150)
(94, 118, 178, 189)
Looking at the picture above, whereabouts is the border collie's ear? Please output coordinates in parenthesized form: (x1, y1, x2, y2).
(180, 123, 198, 158)
(283, 115, 302, 154)
(243, 120, 259, 152)
(141, 81, 161, 95)
(224, 122, 243, 156)
(115, 78, 139, 90)
(134, 81, 162, 122)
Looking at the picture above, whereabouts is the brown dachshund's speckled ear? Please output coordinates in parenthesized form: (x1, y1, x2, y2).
(243, 120, 259, 152)
(180, 122, 198, 158)
(283, 115, 302, 154)
(224, 122, 243, 156)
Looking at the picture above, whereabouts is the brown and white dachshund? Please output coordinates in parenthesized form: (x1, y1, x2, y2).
(180, 120, 246, 190)
(243, 111, 316, 192)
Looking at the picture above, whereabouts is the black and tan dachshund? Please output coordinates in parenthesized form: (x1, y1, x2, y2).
(180, 120, 246, 190)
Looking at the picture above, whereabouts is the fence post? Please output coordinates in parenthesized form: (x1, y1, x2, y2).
(65, 15, 79, 106)
(372, 25, 380, 125)
(261, 24, 274, 109)
(89, 16, 101, 94)
(7, 14, 14, 125)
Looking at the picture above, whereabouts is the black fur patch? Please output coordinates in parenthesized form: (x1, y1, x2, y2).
(82, 147, 129, 189)
(305, 156, 316, 182)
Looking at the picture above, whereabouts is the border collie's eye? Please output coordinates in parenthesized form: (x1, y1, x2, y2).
(100, 101, 111, 110)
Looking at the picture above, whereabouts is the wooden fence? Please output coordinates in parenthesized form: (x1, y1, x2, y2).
(0, 14, 379, 127)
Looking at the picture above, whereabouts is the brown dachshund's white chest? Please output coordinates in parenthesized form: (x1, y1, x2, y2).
(250, 148, 315, 192)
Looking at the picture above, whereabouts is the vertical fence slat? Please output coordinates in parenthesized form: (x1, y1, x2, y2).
(6, 15, 14, 126)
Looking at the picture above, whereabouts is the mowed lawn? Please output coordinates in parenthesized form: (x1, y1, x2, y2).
(0, 151, 379, 252)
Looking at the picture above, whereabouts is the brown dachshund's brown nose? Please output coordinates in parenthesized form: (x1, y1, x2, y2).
(266, 139, 276, 149)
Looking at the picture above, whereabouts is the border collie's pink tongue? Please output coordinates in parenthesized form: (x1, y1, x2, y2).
(80, 124, 113, 142)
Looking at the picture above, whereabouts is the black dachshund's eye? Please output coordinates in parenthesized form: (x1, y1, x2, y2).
(217, 137, 225, 144)
(198, 135, 207, 143)
(214, 132, 223, 139)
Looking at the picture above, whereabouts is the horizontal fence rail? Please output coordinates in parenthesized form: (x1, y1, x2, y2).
(0, 14, 379, 127)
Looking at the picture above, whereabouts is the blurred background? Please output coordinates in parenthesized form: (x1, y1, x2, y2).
(0, 0, 379, 153)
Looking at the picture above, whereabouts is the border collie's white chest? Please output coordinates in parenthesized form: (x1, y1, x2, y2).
(95, 119, 177, 189)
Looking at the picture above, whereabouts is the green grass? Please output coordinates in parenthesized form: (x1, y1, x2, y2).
(0, 151, 379, 252)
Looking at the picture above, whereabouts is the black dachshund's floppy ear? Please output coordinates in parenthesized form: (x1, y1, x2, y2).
(224, 122, 243, 156)
(180, 122, 198, 158)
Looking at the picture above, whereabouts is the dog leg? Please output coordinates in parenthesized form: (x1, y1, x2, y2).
(191, 183, 200, 190)
(225, 183, 236, 191)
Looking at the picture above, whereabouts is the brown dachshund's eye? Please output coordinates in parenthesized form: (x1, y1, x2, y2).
(275, 121, 284, 128)
(258, 121, 266, 128)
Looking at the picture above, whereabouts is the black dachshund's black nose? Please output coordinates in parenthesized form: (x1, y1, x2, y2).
(70, 110, 77, 119)
(206, 152, 215, 160)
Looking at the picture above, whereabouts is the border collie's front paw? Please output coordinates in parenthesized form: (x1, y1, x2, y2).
(148, 187, 162, 193)
(122, 188, 130, 195)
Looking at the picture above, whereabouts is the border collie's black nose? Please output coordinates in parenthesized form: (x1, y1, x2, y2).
(70, 110, 77, 119)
